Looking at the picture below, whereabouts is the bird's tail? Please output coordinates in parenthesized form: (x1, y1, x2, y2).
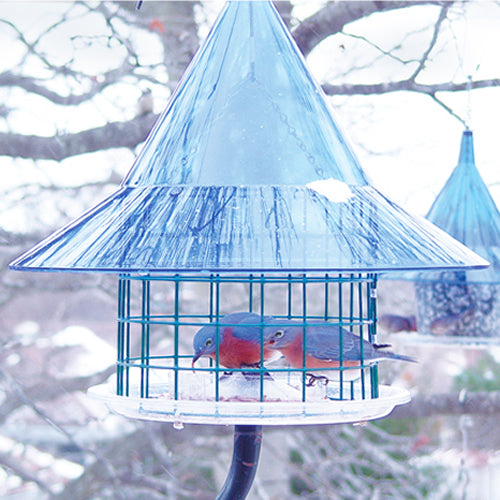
(374, 344, 417, 363)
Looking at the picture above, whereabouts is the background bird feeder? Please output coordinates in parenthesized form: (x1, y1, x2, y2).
(386, 130, 500, 344)
(9, 1, 488, 498)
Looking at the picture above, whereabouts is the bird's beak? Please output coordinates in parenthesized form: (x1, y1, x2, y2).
(192, 352, 202, 368)
(266, 341, 279, 350)
(265, 335, 283, 350)
(192, 345, 212, 368)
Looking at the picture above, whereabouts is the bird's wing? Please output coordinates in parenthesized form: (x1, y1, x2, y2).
(304, 326, 372, 361)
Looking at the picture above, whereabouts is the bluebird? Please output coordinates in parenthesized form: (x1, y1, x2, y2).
(265, 319, 416, 383)
(378, 314, 417, 333)
(429, 306, 475, 335)
(192, 312, 277, 369)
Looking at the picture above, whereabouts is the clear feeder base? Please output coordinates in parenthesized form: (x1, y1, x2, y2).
(88, 372, 410, 426)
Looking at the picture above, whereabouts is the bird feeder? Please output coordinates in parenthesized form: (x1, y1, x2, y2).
(410, 130, 500, 344)
(10, 2, 487, 498)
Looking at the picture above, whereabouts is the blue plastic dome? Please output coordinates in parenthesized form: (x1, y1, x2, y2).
(9, 1, 487, 274)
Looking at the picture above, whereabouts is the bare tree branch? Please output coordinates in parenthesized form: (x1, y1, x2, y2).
(3, 75, 492, 163)
(0, 451, 53, 494)
(110, 0, 200, 89)
(409, 3, 451, 80)
(2, 76, 498, 161)
(322, 77, 500, 96)
(1, 1, 499, 161)
(292, 0, 444, 56)
(429, 92, 467, 127)
(0, 113, 157, 160)
(0, 64, 155, 106)
(0, 365, 115, 425)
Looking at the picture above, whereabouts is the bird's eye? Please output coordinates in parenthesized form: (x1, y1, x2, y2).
(205, 339, 213, 347)
(274, 330, 284, 338)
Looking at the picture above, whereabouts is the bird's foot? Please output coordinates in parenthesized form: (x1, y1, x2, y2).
(243, 362, 262, 369)
(220, 366, 273, 381)
(241, 367, 273, 381)
(306, 373, 330, 387)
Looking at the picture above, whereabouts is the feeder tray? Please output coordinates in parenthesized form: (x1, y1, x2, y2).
(89, 383, 409, 426)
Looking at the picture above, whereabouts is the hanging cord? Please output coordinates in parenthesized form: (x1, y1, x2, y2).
(136, 0, 143, 11)
(459, 2, 476, 130)
(465, 75, 472, 130)
(448, 2, 474, 128)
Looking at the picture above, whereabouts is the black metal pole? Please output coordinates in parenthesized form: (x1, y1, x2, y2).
(216, 425, 263, 500)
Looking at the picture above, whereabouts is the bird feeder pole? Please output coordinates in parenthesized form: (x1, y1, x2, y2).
(217, 425, 263, 500)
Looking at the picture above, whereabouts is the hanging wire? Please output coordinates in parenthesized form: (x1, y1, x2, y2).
(449, 1, 473, 129)
(465, 74, 473, 130)
(460, 2, 475, 130)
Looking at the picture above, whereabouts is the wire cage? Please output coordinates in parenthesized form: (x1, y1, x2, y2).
(88, 272, 412, 426)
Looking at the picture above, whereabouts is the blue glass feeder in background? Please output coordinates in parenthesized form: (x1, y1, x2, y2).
(411, 130, 500, 343)
(10, 0, 487, 428)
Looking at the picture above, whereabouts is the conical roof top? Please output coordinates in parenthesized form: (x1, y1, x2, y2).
(10, 1, 487, 274)
(123, 0, 369, 187)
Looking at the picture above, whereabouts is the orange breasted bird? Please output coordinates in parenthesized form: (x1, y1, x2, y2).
(265, 319, 416, 382)
(192, 312, 277, 369)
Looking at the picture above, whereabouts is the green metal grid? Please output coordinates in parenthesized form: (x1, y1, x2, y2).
(116, 273, 379, 403)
